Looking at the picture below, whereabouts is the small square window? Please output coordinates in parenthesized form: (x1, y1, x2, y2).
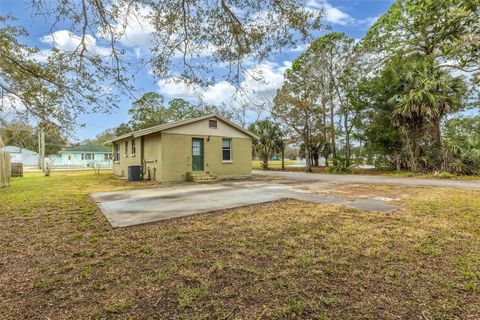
(209, 119, 217, 128)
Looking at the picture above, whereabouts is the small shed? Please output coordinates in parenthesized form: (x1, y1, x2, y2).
(0, 146, 39, 166)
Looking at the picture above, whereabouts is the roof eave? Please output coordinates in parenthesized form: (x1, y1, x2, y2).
(105, 132, 134, 144)
(106, 114, 259, 141)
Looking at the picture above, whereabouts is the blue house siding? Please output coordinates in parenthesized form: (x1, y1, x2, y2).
(55, 152, 112, 167)
(55, 144, 113, 167)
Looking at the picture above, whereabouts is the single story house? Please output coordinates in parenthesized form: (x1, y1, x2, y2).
(0, 146, 39, 166)
(55, 143, 113, 167)
(108, 114, 258, 182)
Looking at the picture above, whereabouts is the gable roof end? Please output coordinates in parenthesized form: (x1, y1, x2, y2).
(107, 114, 258, 143)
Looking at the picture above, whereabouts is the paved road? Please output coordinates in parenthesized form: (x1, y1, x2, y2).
(25, 168, 111, 172)
(253, 170, 480, 190)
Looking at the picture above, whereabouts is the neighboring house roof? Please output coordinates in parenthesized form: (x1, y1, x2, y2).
(1, 146, 39, 155)
(60, 143, 111, 153)
(107, 114, 259, 143)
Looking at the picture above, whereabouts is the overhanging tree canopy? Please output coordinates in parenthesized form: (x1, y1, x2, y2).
(1, 0, 324, 129)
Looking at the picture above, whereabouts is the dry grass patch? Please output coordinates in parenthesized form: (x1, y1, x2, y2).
(0, 171, 479, 319)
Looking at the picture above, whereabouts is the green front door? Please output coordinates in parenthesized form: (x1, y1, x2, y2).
(192, 138, 204, 171)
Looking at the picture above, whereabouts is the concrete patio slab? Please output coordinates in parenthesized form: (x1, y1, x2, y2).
(92, 180, 399, 227)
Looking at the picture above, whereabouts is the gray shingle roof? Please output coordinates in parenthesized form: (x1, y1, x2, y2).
(61, 143, 111, 153)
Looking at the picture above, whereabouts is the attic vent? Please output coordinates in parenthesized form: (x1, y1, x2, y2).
(209, 119, 218, 128)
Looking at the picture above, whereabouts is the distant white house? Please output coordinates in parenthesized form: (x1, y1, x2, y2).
(0, 146, 39, 166)
(55, 143, 113, 168)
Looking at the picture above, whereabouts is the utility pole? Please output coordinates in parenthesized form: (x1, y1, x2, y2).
(40, 128, 45, 173)
(38, 130, 42, 169)
(38, 128, 45, 171)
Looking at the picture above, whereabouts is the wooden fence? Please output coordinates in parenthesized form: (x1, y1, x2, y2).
(0, 151, 11, 188)
(11, 163, 23, 177)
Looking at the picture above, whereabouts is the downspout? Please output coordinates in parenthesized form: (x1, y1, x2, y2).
(140, 136, 145, 179)
(111, 143, 115, 173)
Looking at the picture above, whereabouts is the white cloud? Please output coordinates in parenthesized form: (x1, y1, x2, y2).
(307, 0, 356, 25)
(290, 43, 310, 52)
(157, 78, 201, 100)
(307, 0, 380, 27)
(103, 5, 216, 59)
(202, 82, 237, 105)
(157, 61, 288, 110)
(0, 94, 28, 124)
(29, 49, 52, 63)
(363, 15, 381, 27)
(41, 30, 110, 56)
(107, 6, 155, 50)
(243, 61, 286, 93)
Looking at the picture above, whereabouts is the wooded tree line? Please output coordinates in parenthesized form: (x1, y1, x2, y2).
(0, 122, 67, 155)
(92, 92, 235, 142)
(252, 0, 479, 174)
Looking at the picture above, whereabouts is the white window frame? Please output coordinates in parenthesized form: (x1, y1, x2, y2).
(124, 141, 128, 157)
(131, 139, 136, 156)
(114, 144, 120, 162)
(222, 138, 232, 162)
(82, 153, 94, 160)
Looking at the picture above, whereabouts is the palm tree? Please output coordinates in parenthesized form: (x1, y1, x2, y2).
(248, 119, 284, 170)
(389, 57, 465, 171)
(444, 135, 480, 175)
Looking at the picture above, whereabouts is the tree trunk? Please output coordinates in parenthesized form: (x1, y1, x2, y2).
(330, 98, 336, 160)
(395, 149, 401, 173)
(281, 145, 285, 171)
(433, 118, 442, 148)
(305, 146, 312, 173)
(313, 152, 319, 166)
(433, 118, 443, 171)
(322, 101, 328, 166)
(404, 132, 417, 172)
(409, 122, 423, 172)
(343, 109, 351, 167)
(263, 153, 269, 170)
(414, 123, 422, 172)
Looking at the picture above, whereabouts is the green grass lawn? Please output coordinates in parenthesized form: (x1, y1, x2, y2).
(252, 159, 299, 169)
(1, 171, 479, 319)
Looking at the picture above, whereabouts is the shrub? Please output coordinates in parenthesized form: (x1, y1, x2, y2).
(328, 158, 351, 174)
(437, 172, 454, 179)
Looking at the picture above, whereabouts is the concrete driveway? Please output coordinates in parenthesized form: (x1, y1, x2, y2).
(92, 180, 399, 227)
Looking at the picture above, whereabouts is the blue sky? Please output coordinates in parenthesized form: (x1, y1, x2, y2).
(0, 0, 394, 141)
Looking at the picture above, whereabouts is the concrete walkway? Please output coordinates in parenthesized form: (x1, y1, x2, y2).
(253, 170, 480, 190)
(92, 180, 399, 227)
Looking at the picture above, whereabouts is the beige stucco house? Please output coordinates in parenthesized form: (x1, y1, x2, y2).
(108, 114, 258, 182)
